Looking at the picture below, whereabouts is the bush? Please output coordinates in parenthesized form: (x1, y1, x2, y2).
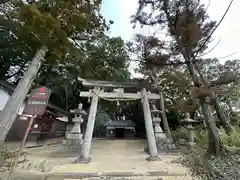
(193, 126, 240, 151)
(172, 127, 189, 141)
(194, 128, 208, 148)
(230, 113, 240, 125)
(181, 126, 240, 180)
(220, 127, 240, 152)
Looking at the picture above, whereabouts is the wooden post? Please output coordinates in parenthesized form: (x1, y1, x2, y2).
(141, 88, 159, 160)
(76, 87, 99, 163)
(7, 115, 37, 180)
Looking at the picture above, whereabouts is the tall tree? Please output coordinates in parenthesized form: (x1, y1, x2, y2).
(0, 26, 33, 82)
(132, 0, 235, 155)
(127, 34, 175, 143)
(0, 0, 107, 142)
(35, 35, 131, 111)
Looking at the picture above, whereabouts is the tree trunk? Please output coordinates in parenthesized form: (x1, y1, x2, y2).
(198, 73, 234, 134)
(186, 61, 222, 155)
(211, 97, 234, 134)
(161, 1, 222, 154)
(200, 100, 222, 155)
(226, 98, 234, 113)
(198, 108, 208, 134)
(0, 46, 48, 143)
(65, 85, 68, 111)
(159, 91, 173, 143)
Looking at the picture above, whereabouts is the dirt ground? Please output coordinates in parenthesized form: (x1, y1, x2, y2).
(3, 139, 199, 180)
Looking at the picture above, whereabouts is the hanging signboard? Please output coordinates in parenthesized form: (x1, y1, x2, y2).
(23, 87, 52, 115)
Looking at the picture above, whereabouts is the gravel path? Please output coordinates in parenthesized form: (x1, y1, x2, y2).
(13, 139, 199, 180)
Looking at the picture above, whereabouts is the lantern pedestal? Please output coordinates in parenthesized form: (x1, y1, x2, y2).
(66, 124, 83, 145)
(64, 103, 86, 146)
(150, 105, 175, 152)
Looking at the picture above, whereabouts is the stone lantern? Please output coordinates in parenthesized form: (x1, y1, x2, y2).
(66, 103, 87, 145)
(180, 113, 197, 147)
(143, 104, 168, 153)
(151, 104, 166, 139)
(145, 104, 164, 153)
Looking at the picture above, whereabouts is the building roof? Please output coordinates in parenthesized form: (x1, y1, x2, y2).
(104, 120, 135, 127)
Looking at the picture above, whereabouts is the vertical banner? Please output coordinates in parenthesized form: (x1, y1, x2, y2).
(23, 87, 51, 115)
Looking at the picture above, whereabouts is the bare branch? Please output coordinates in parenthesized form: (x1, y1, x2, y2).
(197, 37, 220, 57)
(194, 0, 234, 58)
(129, 56, 206, 67)
(215, 52, 236, 60)
(205, 0, 211, 12)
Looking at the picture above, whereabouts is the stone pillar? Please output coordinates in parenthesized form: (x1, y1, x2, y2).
(141, 88, 159, 161)
(188, 124, 195, 147)
(65, 103, 86, 145)
(77, 87, 99, 164)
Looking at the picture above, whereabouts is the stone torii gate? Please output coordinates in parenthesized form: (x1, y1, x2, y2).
(77, 78, 162, 163)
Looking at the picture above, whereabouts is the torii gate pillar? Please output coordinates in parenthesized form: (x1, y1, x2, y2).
(75, 87, 99, 164)
(141, 88, 159, 160)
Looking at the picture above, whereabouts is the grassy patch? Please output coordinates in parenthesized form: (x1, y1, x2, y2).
(0, 146, 15, 172)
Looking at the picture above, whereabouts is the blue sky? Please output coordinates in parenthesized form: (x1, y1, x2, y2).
(101, 0, 240, 62)
(101, 0, 121, 38)
(101, 0, 139, 41)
